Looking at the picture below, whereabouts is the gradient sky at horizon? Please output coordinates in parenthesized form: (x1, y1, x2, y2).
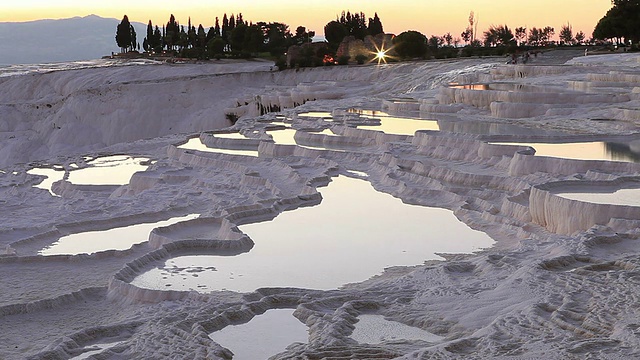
(1, 1, 612, 40)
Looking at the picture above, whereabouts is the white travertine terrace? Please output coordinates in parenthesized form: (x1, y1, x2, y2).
(530, 179, 640, 235)
(3, 52, 640, 359)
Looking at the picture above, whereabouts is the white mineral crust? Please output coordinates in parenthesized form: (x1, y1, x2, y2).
(2, 51, 640, 359)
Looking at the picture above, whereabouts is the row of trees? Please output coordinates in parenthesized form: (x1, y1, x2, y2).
(324, 11, 384, 47)
(479, 24, 585, 47)
(116, 2, 638, 67)
(116, 13, 315, 59)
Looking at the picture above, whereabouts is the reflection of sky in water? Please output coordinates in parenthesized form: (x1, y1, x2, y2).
(347, 109, 390, 117)
(449, 84, 489, 90)
(357, 116, 440, 135)
(350, 314, 443, 344)
(28, 155, 149, 194)
(493, 141, 640, 163)
(132, 176, 494, 292)
(210, 132, 250, 140)
(69, 341, 125, 360)
(555, 187, 640, 206)
(67, 155, 149, 185)
(27, 168, 65, 196)
(40, 214, 198, 255)
(209, 309, 308, 360)
(179, 130, 341, 154)
(297, 112, 333, 118)
(448, 83, 546, 92)
(268, 128, 335, 146)
(345, 108, 440, 135)
(178, 138, 259, 157)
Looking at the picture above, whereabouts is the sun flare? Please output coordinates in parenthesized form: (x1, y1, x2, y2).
(371, 44, 393, 65)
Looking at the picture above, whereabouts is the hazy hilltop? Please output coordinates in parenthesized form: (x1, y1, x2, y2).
(0, 15, 146, 65)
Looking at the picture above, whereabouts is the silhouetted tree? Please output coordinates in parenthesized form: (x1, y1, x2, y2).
(528, 27, 553, 46)
(367, 13, 383, 36)
(560, 23, 574, 45)
(261, 22, 290, 56)
(338, 10, 367, 39)
(428, 35, 443, 50)
(483, 25, 514, 47)
(575, 31, 586, 44)
(207, 37, 225, 57)
(144, 20, 154, 51)
(292, 26, 315, 45)
(461, 27, 472, 44)
(222, 14, 229, 40)
(229, 14, 236, 33)
(541, 26, 555, 45)
(515, 27, 527, 45)
(594, 0, 640, 44)
(324, 20, 348, 47)
(528, 27, 541, 46)
(165, 14, 179, 50)
(151, 26, 161, 51)
(443, 32, 453, 46)
(116, 15, 133, 52)
(130, 25, 137, 51)
(243, 24, 264, 54)
(214, 17, 221, 38)
(393, 30, 428, 58)
(188, 27, 197, 49)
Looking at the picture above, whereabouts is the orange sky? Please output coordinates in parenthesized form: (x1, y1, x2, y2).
(1, 1, 612, 40)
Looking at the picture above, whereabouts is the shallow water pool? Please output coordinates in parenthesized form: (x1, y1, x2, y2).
(493, 141, 640, 163)
(178, 138, 259, 157)
(208, 309, 308, 360)
(357, 115, 440, 135)
(28, 155, 150, 194)
(67, 155, 149, 185)
(132, 176, 493, 292)
(297, 112, 333, 118)
(40, 214, 199, 255)
(27, 167, 65, 196)
(555, 186, 640, 206)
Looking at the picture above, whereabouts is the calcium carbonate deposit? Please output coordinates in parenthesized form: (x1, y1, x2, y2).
(3, 51, 640, 359)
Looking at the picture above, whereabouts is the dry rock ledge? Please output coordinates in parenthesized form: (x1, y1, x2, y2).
(2, 51, 640, 359)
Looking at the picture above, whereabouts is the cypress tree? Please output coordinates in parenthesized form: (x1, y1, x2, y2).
(207, 27, 215, 43)
(197, 24, 206, 48)
(187, 17, 193, 48)
(146, 20, 154, 50)
(130, 24, 137, 52)
(153, 26, 162, 51)
(214, 17, 221, 37)
(116, 15, 133, 52)
(166, 14, 179, 50)
(368, 13, 383, 36)
(162, 24, 166, 50)
(222, 14, 229, 39)
(229, 14, 236, 32)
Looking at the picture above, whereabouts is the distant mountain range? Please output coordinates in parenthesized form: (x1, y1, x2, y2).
(0, 15, 146, 65)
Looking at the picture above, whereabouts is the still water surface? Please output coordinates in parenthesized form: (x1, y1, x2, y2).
(132, 176, 494, 292)
(209, 309, 308, 360)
